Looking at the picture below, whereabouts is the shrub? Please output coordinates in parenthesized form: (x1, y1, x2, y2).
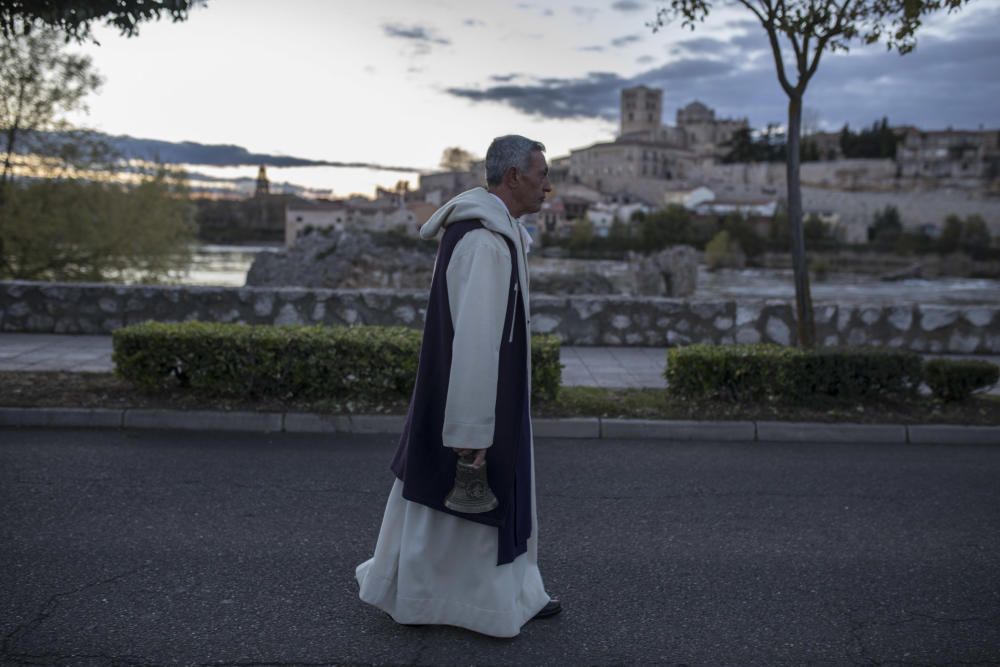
(530, 334, 562, 402)
(112, 322, 561, 403)
(667, 344, 923, 403)
(783, 347, 923, 401)
(666, 344, 795, 402)
(924, 359, 999, 402)
(704, 230, 746, 270)
(810, 256, 832, 281)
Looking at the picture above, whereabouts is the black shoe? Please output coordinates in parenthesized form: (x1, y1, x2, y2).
(533, 599, 562, 619)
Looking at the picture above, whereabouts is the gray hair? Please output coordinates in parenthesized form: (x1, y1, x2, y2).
(485, 134, 546, 186)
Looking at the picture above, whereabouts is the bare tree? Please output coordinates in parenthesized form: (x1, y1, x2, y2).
(1, 1, 203, 266)
(652, 0, 968, 347)
(440, 147, 479, 172)
(0, 28, 102, 195)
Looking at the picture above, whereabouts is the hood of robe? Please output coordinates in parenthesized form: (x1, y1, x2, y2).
(418, 185, 534, 373)
(419, 187, 521, 247)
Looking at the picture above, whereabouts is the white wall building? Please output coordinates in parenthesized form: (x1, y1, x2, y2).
(285, 199, 418, 246)
(284, 201, 348, 245)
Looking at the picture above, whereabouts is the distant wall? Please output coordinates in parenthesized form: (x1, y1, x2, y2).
(2, 281, 997, 353)
(694, 160, 1000, 233)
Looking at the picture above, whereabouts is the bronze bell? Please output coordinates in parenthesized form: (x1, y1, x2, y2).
(444, 453, 499, 513)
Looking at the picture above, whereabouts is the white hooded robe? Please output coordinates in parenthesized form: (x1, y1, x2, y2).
(355, 187, 550, 638)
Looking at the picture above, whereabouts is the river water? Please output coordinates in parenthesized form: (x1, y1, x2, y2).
(164, 244, 1000, 306)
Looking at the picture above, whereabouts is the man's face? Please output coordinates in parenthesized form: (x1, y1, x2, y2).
(515, 150, 552, 216)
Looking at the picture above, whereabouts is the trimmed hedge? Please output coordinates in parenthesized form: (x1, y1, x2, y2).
(530, 334, 562, 402)
(925, 359, 999, 402)
(112, 322, 561, 403)
(665, 344, 795, 402)
(783, 347, 923, 401)
(667, 344, 923, 403)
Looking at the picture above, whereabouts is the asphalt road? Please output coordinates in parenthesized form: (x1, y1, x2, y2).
(1, 428, 999, 666)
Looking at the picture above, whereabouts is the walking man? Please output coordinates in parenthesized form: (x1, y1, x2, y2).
(355, 134, 560, 637)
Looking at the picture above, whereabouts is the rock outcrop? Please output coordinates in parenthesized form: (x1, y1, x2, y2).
(628, 245, 699, 297)
(245, 229, 435, 289)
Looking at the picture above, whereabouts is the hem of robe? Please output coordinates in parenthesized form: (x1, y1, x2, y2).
(356, 478, 549, 638)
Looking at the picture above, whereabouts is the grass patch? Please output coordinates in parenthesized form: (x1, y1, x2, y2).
(535, 386, 1000, 425)
(3, 371, 999, 426)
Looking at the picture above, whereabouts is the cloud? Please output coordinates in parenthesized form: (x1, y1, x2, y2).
(448, 71, 627, 120)
(724, 17, 761, 31)
(671, 36, 731, 55)
(381, 23, 450, 46)
(611, 0, 645, 11)
(571, 6, 601, 20)
(446, 3, 1000, 132)
(611, 34, 643, 48)
(582, 33, 642, 52)
(640, 58, 736, 81)
(447, 57, 736, 121)
(50, 133, 425, 172)
(730, 29, 770, 53)
(516, 2, 554, 17)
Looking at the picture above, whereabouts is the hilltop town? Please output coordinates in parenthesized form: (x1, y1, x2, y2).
(198, 85, 1000, 251)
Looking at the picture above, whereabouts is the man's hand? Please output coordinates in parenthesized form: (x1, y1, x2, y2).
(452, 448, 487, 468)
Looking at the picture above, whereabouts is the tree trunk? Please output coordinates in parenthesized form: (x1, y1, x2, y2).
(786, 93, 816, 347)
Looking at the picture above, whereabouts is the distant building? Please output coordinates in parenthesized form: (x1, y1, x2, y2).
(689, 192, 778, 219)
(808, 131, 843, 161)
(897, 128, 1000, 183)
(284, 199, 348, 245)
(284, 196, 418, 246)
(559, 87, 749, 203)
(586, 201, 652, 235)
(537, 197, 567, 236)
(674, 101, 748, 155)
(418, 165, 485, 205)
(567, 139, 688, 185)
(406, 200, 438, 228)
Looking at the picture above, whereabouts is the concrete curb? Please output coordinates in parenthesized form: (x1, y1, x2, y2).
(757, 421, 907, 443)
(1, 407, 998, 444)
(122, 409, 283, 432)
(0, 407, 123, 429)
(601, 419, 755, 441)
(907, 424, 1000, 445)
(533, 418, 601, 439)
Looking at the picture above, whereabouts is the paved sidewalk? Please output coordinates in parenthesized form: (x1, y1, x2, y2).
(0, 333, 113, 373)
(2, 333, 999, 393)
(0, 333, 668, 388)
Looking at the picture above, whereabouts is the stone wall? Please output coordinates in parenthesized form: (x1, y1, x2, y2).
(689, 160, 1000, 234)
(2, 281, 997, 353)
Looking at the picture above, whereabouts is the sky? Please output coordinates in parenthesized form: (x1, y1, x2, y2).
(67, 0, 1000, 197)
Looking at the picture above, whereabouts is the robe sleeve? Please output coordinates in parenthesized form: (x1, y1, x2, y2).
(442, 230, 512, 449)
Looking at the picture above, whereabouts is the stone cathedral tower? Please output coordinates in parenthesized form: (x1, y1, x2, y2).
(620, 85, 663, 136)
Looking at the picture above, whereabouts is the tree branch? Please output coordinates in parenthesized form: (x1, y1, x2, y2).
(804, 0, 853, 84)
(738, 0, 768, 24)
(744, 0, 795, 96)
